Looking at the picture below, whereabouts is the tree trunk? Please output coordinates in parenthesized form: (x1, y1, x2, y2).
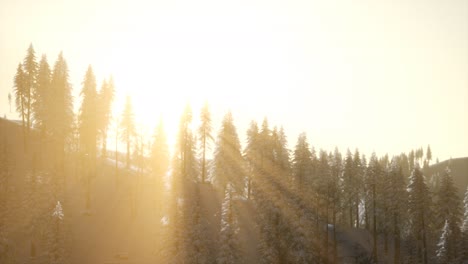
(372, 183, 378, 263)
(201, 136, 206, 183)
(394, 213, 400, 264)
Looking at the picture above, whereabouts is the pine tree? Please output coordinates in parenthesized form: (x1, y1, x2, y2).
(33, 54, 51, 139)
(436, 220, 450, 264)
(49, 201, 65, 264)
(22, 44, 38, 150)
(367, 153, 381, 263)
(434, 167, 462, 262)
(342, 149, 355, 228)
(213, 112, 244, 193)
(13, 63, 27, 150)
(330, 147, 342, 264)
(50, 52, 73, 175)
(176, 104, 198, 182)
(97, 76, 115, 157)
(79, 65, 98, 159)
(407, 164, 431, 264)
(150, 119, 170, 188)
(119, 95, 136, 167)
(217, 186, 242, 264)
(244, 120, 259, 200)
(387, 157, 407, 264)
(463, 187, 468, 233)
(426, 145, 432, 165)
(198, 102, 213, 183)
(291, 133, 312, 192)
(462, 186, 468, 262)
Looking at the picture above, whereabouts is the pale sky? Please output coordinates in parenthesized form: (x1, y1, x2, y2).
(1, 0, 467, 161)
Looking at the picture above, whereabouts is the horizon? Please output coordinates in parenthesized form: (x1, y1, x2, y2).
(1, 0, 467, 162)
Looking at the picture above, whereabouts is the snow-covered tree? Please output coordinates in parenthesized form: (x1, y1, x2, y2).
(463, 187, 468, 233)
(436, 220, 450, 264)
(49, 201, 65, 264)
(434, 167, 462, 262)
(462, 186, 468, 262)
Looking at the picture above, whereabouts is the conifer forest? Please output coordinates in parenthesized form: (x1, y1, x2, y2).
(0, 44, 467, 264)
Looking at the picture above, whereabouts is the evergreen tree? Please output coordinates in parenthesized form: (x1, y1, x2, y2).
(434, 167, 462, 262)
(198, 102, 213, 183)
(244, 120, 259, 200)
(13, 63, 27, 150)
(22, 44, 38, 149)
(176, 103, 198, 181)
(387, 158, 408, 264)
(33, 54, 51, 143)
(150, 119, 170, 187)
(50, 52, 73, 174)
(78, 65, 98, 159)
(407, 164, 431, 264)
(426, 145, 432, 165)
(291, 133, 312, 192)
(119, 95, 136, 167)
(462, 186, 468, 232)
(97, 76, 115, 157)
(436, 220, 450, 264)
(462, 186, 468, 262)
(213, 112, 244, 193)
(330, 147, 342, 264)
(217, 186, 242, 264)
(342, 149, 355, 228)
(367, 153, 381, 263)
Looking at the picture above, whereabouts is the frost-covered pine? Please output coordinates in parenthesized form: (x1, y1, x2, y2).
(52, 201, 64, 220)
(50, 200, 65, 264)
(217, 187, 241, 264)
(462, 186, 468, 233)
(436, 220, 450, 264)
(462, 186, 468, 262)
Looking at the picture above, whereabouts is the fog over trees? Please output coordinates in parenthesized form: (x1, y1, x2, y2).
(1, 44, 468, 264)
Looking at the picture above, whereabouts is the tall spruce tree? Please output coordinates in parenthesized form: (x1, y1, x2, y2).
(22, 44, 38, 149)
(13, 63, 27, 150)
(213, 112, 244, 193)
(198, 102, 213, 183)
(97, 76, 115, 157)
(150, 119, 170, 186)
(33, 54, 51, 146)
(119, 95, 136, 167)
(217, 186, 242, 264)
(79, 65, 98, 159)
(244, 120, 260, 200)
(407, 164, 431, 264)
(387, 158, 407, 264)
(291, 133, 312, 192)
(434, 167, 462, 262)
(50, 52, 73, 175)
(462, 186, 468, 262)
(367, 153, 381, 263)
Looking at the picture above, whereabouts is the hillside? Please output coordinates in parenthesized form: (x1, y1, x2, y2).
(426, 157, 468, 196)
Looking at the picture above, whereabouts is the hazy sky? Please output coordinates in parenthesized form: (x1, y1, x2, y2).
(1, 0, 467, 161)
